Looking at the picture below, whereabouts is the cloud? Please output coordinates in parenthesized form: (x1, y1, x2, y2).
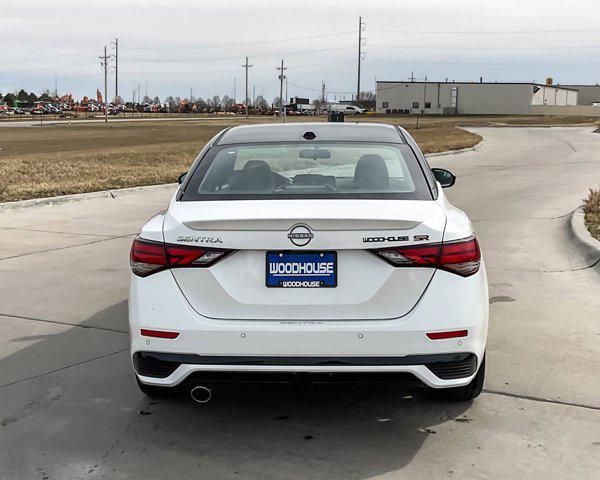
(1, 0, 599, 101)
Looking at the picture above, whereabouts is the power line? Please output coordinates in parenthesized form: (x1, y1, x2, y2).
(369, 44, 600, 51)
(118, 59, 357, 77)
(124, 31, 355, 51)
(369, 57, 600, 66)
(123, 46, 355, 63)
(0, 51, 97, 64)
(370, 28, 600, 34)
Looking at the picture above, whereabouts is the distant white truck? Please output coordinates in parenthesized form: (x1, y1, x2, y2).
(328, 104, 365, 115)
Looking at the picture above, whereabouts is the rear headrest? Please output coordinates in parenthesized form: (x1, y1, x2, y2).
(230, 160, 273, 191)
(243, 160, 269, 170)
(353, 154, 389, 190)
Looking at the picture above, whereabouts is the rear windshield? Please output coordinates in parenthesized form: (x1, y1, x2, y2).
(181, 142, 432, 201)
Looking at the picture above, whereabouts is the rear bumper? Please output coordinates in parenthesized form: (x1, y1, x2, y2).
(129, 265, 488, 389)
(133, 352, 479, 389)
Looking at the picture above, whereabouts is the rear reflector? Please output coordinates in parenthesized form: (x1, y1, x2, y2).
(141, 329, 180, 339)
(372, 236, 481, 277)
(130, 237, 235, 277)
(426, 330, 468, 340)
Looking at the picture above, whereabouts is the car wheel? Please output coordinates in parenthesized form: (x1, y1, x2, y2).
(441, 355, 485, 402)
(136, 377, 174, 398)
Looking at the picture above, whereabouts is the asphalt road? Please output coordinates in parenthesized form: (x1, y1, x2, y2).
(1, 127, 599, 480)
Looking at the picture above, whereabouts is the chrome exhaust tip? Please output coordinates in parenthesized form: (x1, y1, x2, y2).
(190, 385, 212, 403)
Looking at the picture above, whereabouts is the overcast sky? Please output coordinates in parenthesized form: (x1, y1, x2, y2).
(1, 0, 600, 103)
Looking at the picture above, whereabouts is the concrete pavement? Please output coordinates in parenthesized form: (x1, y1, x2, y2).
(1, 127, 599, 479)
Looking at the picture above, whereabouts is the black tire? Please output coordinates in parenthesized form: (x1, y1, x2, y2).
(136, 377, 175, 398)
(441, 355, 485, 401)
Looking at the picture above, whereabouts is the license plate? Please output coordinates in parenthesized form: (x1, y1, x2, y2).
(266, 251, 337, 288)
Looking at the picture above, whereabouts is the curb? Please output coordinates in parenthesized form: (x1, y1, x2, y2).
(0, 183, 177, 212)
(569, 207, 600, 272)
(426, 138, 484, 158)
(1, 141, 485, 211)
(0, 130, 490, 211)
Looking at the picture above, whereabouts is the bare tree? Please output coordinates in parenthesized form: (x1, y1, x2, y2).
(222, 95, 235, 111)
(254, 95, 269, 111)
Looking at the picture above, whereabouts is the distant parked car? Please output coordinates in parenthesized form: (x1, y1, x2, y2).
(0, 109, 15, 115)
(12, 108, 26, 114)
(31, 107, 47, 115)
(46, 105, 62, 114)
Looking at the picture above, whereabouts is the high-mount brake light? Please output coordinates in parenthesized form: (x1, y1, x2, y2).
(130, 238, 234, 277)
(372, 236, 481, 277)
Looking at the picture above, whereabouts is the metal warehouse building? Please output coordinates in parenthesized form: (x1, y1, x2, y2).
(376, 81, 578, 115)
(560, 84, 600, 106)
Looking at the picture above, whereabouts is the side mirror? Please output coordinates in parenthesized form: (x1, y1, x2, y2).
(431, 168, 456, 188)
(178, 172, 187, 185)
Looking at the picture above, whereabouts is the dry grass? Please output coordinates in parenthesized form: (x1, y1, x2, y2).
(583, 188, 600, 241)
(0, 117, 483, 202)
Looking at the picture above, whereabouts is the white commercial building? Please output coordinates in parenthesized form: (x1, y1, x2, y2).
(376, 81, 578, 115)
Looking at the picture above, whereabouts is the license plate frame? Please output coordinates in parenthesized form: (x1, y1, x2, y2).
(265, 251, 337, 288)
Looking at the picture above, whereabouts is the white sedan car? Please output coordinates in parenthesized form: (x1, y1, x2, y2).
(129, 123, 488, 402)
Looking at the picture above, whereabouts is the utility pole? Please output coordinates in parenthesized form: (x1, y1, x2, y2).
(145, 82, 148, 102)
(410, 72, 415, 82)
(252, 84, 255, 105)
(357, 16, 366, 103)
(321, 81, 326, 102)
(233, 77, 236, 104)
(417, 75, 427, 129)
(111, 38, 119, 100)
(190, 87, 193, 102)
(242, 57, 253, 119)
(54, 74, 58, 97)
(99, 46, 110, 123)
(277, 59, 287, 123)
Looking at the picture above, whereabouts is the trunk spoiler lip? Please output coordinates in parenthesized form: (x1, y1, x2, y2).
(182, 219, 423, 232)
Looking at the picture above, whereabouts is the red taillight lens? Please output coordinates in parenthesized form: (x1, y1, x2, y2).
(372, 236, 481, 277)
(438, 237, 481, 277)
(130, 238, 234, 277)
(376, 243, 441, 266)
(130, 239, 167, 277)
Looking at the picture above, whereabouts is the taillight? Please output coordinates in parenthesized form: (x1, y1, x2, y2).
(438, 237, 481, 277)
(372, 236, 481, 277)
(130, 238, 234, 277)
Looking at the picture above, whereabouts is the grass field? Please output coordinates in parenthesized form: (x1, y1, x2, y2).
(0, 116, 484, 202)
(0, 113, 596, 203)
(584, 188, 600, 241)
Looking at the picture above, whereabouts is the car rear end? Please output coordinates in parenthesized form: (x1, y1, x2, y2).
(129, 123, 488, 397)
